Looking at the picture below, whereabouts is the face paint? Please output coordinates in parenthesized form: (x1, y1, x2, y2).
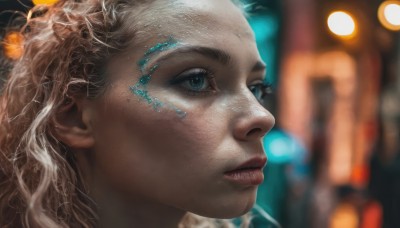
(138, 38, 179, 74)
(130, 65, 159, 106)
(130, 38, 187, 118)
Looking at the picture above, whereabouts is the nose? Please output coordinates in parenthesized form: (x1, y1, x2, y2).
(232, 92, 275, 141)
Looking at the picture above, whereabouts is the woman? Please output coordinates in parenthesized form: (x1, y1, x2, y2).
(0, 0, 275, 227)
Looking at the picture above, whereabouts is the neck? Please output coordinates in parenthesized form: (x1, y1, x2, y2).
(99, 197, 185, 228)
(93, 181, 186, 228)
(75, 152, 186, 228)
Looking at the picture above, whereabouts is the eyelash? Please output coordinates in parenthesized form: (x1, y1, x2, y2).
(248, 81, 274, 103)
(170, 68, 217, 96)
(169, 68, 273, 101)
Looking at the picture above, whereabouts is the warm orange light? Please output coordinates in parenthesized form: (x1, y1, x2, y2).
(327, 11, 357, 39)
(2, 32, 24, 60)
(32, 0, 59, 6)
(378, 1, 400, 31)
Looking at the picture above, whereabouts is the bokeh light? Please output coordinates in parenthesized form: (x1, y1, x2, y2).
(327, 11, 357, 38)
(385, 4, 400, 25)
(378, 1, 400, 31)
(2, 32, 24, 60)
(32, 0, 59, 6)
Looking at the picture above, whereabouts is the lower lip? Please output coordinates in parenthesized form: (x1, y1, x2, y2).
(224, 168, 264, 186)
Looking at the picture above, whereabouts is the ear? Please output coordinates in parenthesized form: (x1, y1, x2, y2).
(52, 97, 95, 149)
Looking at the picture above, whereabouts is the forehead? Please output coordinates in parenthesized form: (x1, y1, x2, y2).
(133, 0, 255, 46)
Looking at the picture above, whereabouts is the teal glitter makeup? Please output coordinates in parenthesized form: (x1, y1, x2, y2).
(130, 38, 187, 118)
(130, 64, 159, 105)
(138, 38, 179, 74)
(175, 109, 187, 118)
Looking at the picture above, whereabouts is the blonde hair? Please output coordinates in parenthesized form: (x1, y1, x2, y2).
(0, 0, 256, 227)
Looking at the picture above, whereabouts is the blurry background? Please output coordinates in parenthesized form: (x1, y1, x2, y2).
(1, 0, 400, 227)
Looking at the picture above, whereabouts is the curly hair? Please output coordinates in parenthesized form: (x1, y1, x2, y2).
(0, 0, 257, 227)
(0, 0, 127, 226)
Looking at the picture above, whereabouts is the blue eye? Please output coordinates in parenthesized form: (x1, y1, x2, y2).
(171, 68, 215, 94)
(181, 74, 209, 91)
(249, 82, 273, 102)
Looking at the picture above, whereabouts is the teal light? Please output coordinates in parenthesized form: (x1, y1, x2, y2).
(248, 13, 280, 86)
(263, 129, 306, 164)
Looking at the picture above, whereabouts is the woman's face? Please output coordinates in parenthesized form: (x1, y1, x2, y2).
(85, 0, 275, 218)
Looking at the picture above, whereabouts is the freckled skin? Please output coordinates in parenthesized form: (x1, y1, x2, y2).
(81, 0, 275, 223)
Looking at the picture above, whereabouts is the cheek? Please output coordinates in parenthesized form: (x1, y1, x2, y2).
(87, 87, 259, 217)
(89, 88, 228, 186)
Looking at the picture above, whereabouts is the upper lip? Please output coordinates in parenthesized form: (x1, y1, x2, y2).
(225, 156, 267, 173)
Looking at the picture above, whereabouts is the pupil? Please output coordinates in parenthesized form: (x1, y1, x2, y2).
(190, 76, 204, 89)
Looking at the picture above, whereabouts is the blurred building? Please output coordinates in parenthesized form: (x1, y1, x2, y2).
(247, 0, 400, 227)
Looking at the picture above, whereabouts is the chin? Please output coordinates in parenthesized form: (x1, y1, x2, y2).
(191, 191, 257, 219)
(196, 204, 254, 219)
(220, 201, 255, 218)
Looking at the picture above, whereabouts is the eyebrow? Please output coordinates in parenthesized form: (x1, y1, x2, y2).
(148, 45, 266, 73)
(152, 46, 231, 66)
